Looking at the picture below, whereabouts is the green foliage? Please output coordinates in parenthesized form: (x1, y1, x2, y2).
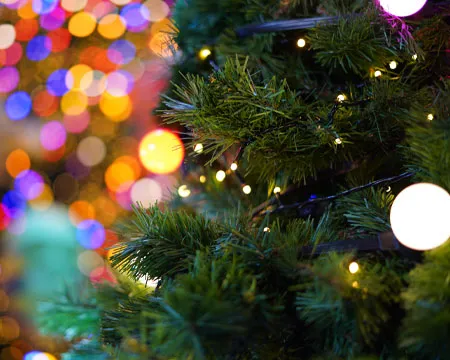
(401, 242, 450, 359)
(111, 204, 225, 280)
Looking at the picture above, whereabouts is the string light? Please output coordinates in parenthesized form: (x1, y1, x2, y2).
(199, 175, 206, 183)
(263, 227, 270, 232)
(273, 186, 281, 194)
(194, 143, 203, 153)
(296, 38, 306, 48)
(412, 54, 418, 61)
(230, 162, 238, 171)
(349, 262, 359, 274)
(336, 94, 346, 102)
(386, 186, 392, 193)
(427, 113, 434, 121)
(199, 47, 211, 60)
(215, 170, 226, 182)
(389, 60, 397, 70)
(334, 138, 342, 145)
(352, 281, 359, 288)
(374, 70, 382, 78)
(177, 185, 191, 198)
(242, 185, 251, 194)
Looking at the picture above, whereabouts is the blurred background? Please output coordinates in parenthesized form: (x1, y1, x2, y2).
(0, 0, 184, 358)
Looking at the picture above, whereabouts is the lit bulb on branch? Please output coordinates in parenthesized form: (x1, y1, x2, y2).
(178, 185, 191, 198)
(337, 94, 346, 102)
(297, 38, 306, 48)
(390, 183, 450, 251)
(378, 0, 428, 17)
(230, 162, 238, 171)
(242, 185, 252, 194)
(215, 170, 226, 182)
(273, 186, 281, 194)
(374, 70, 382, 78)
(412, 54, 418, 61)
(199, 175, 206, 183)
(263, 227, 270, 232)
(389, 60, 398, 70)
(349, 262, 359, 274)
(199, 47, 212, 60)
(194, 143, 203, 154)
(334, 138, 342, 145)
(427, 114, 434, 121)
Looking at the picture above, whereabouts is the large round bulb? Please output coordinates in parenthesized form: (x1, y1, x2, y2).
(390, 183, 450, 250)
(378, 0, 427, 17)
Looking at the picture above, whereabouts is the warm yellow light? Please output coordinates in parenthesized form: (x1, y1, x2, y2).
(61, 90, 88, 116)
(389, 60, 397, 70)
(334, 138, 342, 145)
(390, 183, 450, 251)
(215, 170, 226, 182)
(199, 48, 211, 60)
(337, 94, 346, 102)
(98, 14, 126, 39)
(99, 93, 132, 121)
(194, 143, 203, 154)
(412, 54, 418, 61)
(230, 162, 238, 171)
(297, 38, 306, 48)
(427, 113, 434, 121)
(199, 175, 206, 183)
(68, 200, 96, 225)
(352, 281, 359, 288)
(374, 70, 382, 77)
(139, 129, 185, 174)
(178, 185, 191, 198)
(273, 186, 281, 194)
(242, 185, 251, 194)
(263, 227, 270, 232)
(66, 64, 92, 91)
(68, 12, 96, 37)
(349, 262, 359, 274)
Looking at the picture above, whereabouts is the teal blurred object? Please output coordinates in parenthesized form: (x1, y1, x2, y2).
(12, 205, 83, 300)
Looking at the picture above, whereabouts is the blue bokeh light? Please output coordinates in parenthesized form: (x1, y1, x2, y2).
(26, 35, 52, 61)
(5, 91, 32, 120)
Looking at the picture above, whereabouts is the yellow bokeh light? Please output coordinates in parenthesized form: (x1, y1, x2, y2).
(296, 38, 306, 48)
(199, 48, 211, 60)
(139, 129, 184, 174)
(28, 184, 54, 211)
(273, 186, 281, 194)
(61, 0, 88, 12)
(215, 170, 226, 182)
(99, 93, 132, 121)
(199, 175, 206, 183)
(98, 14, 126, 40)
(92, 196, 118, 227)
(148, 32, 177, 58)
(105, 161, 136, 192)
(115, 156, 141, 179)
(349, 262, 359, 274)
(61, 90, 88, 116)
(178, 185, 191, 198)
(6, 149, 30, 178)
(68, 200, 96, 225)
(68, 12, 97, 37)
(0, 316, 20, 342)
(66, 64, 93, 91)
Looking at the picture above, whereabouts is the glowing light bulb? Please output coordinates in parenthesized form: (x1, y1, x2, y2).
(388, 60, 398, 70)
(242, 185, 251, 194)
(412, 54, 418, 61)
(352, 281, 359, 288)
(374, 70, 382, 78)
(215, 170, 226, 182)
(337, 94, 346, 102)
(178, 185, 191, 198)
(194, 143, 203, 154)
(386, 186, 392, 193)
(427, 114, 434, 121)
(379, 0, 428, 17)
(334, 138, 342, 145)
(263, 227, 270, 232)
(230, 162, 238, 171)
(199, 175, 206, 183)
(273, 186, 281, 194)
(199, 48, 211, 60)
(390, 183, 450, 250)
(349, 262, 359, 274)
(297, 38, 306, 48)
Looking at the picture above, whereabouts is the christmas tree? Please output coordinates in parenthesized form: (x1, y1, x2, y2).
(98, 0, 450, 358)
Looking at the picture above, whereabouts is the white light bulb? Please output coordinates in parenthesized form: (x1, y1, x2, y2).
(230, 162, 238, 171)
(273, 186, 281, 194)
(263, 227, 270, 232)
(178, 185, 191, 198)
(335, 138, 342, 145)
(389, 60, 397, 70)
(349, 262, 359, 274)
(390, 183, 450, 250)
(379, 0, 428, 17)
(374, 70, 382, 78)
(242, 185, 251, 194)
(337, 94, 346, 102)
(194, 143, 203, 154)
(297, 38, 306, 48)
(412, 54, 418, 61)
(427, 114, 434, 121)
(215, 170, 226, 182)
